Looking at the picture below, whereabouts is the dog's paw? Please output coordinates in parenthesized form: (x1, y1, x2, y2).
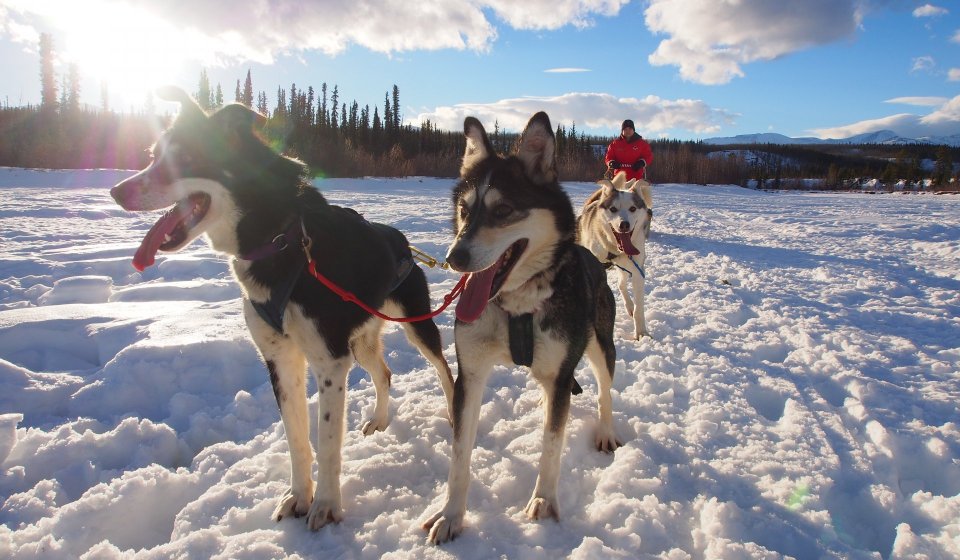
(595, 429, 623, 453)
(361, 416, 390, 436)
(272, 488, 313, 521)
(524, 496, 560, 521)
(306, 499, 343, 531)
(422, 510, 464, 545)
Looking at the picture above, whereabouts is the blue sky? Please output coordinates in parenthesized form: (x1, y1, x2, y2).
(0, 0, 958, 141)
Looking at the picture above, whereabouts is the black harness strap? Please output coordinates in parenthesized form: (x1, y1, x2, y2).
(508, 313, 534, 367)
(507, 312, 583, 395)
(252, 258, 306, 334)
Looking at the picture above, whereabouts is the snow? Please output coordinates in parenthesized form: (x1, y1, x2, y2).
(0, 167, 958, 559)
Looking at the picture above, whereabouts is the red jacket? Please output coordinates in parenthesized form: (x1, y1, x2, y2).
(605, 133, 653, 181)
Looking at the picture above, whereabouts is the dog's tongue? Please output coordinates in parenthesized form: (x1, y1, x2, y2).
(132, 204, 187, 271)
(613, 231, 640, 256)
(455, 263, 499, 323)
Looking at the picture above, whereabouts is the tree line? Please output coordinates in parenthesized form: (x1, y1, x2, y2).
(1, 33, 958, 189)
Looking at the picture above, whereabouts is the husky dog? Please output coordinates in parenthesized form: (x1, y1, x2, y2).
(422, 112, 621, 544)
(110, 86, 454, 530)
(578, 173, 653, 339)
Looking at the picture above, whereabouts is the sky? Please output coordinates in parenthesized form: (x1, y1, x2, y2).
(0, 0, 958, 141)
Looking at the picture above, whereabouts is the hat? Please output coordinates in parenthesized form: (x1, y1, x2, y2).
(621, 119, 635, 130)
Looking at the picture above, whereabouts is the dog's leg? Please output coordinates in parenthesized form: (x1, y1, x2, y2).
(524, 372, 574, 521)
(631, 268, 649, 339)
(401, 319, 455, 422)
(244, 304, 314, 522)
(423, 344, 494, 544)
(585, 336, 622, 453)
(350, 320, 392, 435)
(305, 354, 353, 531)
(616, 267, 635, 319)
(388, 271, 456, 421)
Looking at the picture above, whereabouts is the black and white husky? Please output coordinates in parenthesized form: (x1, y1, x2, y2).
(578, 173, 653, 339)
(110, 86, 454, 530)
(422, 112, 621, 544)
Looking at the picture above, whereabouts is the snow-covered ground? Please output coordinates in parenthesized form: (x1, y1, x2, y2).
(0, 167, 958, 559)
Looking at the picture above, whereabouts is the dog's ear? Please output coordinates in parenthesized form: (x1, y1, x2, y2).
(461, 117, 493, 175)
(601, 183, 615, 201)
(155, 85, 205, 121)
(611, 173, 628, 191)
(517, 112, 556, 185)
(636, 179, 653, 209)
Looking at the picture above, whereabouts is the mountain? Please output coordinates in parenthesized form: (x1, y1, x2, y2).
(704, 129, 960, 147)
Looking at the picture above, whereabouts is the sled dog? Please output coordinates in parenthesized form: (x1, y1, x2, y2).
(578, 173, 653, 339)
(110, 86, 454, 530)
(422, 112, 621, 544)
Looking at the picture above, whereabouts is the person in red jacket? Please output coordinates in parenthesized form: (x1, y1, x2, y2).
(605, 119, 653, 181)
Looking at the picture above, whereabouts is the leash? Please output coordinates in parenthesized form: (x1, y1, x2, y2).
(299, 222, 466, 323)
(613, 256, 646, 279)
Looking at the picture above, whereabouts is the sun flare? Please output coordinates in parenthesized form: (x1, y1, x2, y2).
(42, 2, 209, 109)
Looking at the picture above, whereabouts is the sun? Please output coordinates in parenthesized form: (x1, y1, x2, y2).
(51, 3, 206, 110)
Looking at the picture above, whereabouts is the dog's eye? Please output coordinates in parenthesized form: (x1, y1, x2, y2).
(608, 206, 618, 213)
(629, 206, 637, 213)
(492, 204, 513, 219)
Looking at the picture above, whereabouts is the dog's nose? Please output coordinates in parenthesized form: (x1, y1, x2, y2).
(445, 246, 471, 271)
(618, 221, 631, 232)
(109, 185, 125, 204)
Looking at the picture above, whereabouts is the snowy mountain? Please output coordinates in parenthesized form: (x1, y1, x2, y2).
(704, 129, 960, 146)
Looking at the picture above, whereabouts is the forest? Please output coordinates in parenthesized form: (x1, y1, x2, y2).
(2, 33, 958, 190)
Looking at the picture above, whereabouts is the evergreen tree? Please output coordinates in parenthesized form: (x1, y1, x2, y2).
(39, 33, 58, 112)
(391, 84, 400, 131)
(257, 91, 268, 116)
(242, 70, 254, 107)
(319, 83, 328, 129)
(197, 70, 212, 110)
(234, 80, 241, 103)
(274, 86, 286, 117)
(330, 85, 339, 129)
(65, 63, 80, 113)
(933, 146, 953, 187)
(214, 84, 223, 108)
(383, 93, 391, 136)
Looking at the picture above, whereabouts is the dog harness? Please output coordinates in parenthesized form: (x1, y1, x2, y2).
(608, 255, 646, 279)
(508, 313, 535, 367)
(242, 216, 415, 335)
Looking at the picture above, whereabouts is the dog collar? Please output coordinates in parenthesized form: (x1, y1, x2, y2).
(239, 220, 303, 261)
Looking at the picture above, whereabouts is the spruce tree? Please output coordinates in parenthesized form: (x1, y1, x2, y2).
(243, 70, 254, 106)
(39, 33, 58, 112)
(197, 70, 212, 110)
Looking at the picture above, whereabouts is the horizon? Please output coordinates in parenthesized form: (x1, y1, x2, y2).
(1, 2, 959, 141)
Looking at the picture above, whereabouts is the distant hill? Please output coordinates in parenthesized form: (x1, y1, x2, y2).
(704, 129, 960, 147)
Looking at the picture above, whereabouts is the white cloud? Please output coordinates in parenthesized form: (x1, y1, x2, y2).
(644, 0, 867, 85)
(0, 0, 630, 64)
(544, 68, 591, 73)
(911, 56, 936, 73)
(410, 92, 738, 135)
(949, 68, 960, 81)
(912, 4, 948, 18)
(952, 29, 960, 43)
(810, 95, 960, 139)
(885, 96, 949, 107)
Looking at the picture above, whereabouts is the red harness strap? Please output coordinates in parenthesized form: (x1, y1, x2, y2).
(306, 260, 466, 323)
